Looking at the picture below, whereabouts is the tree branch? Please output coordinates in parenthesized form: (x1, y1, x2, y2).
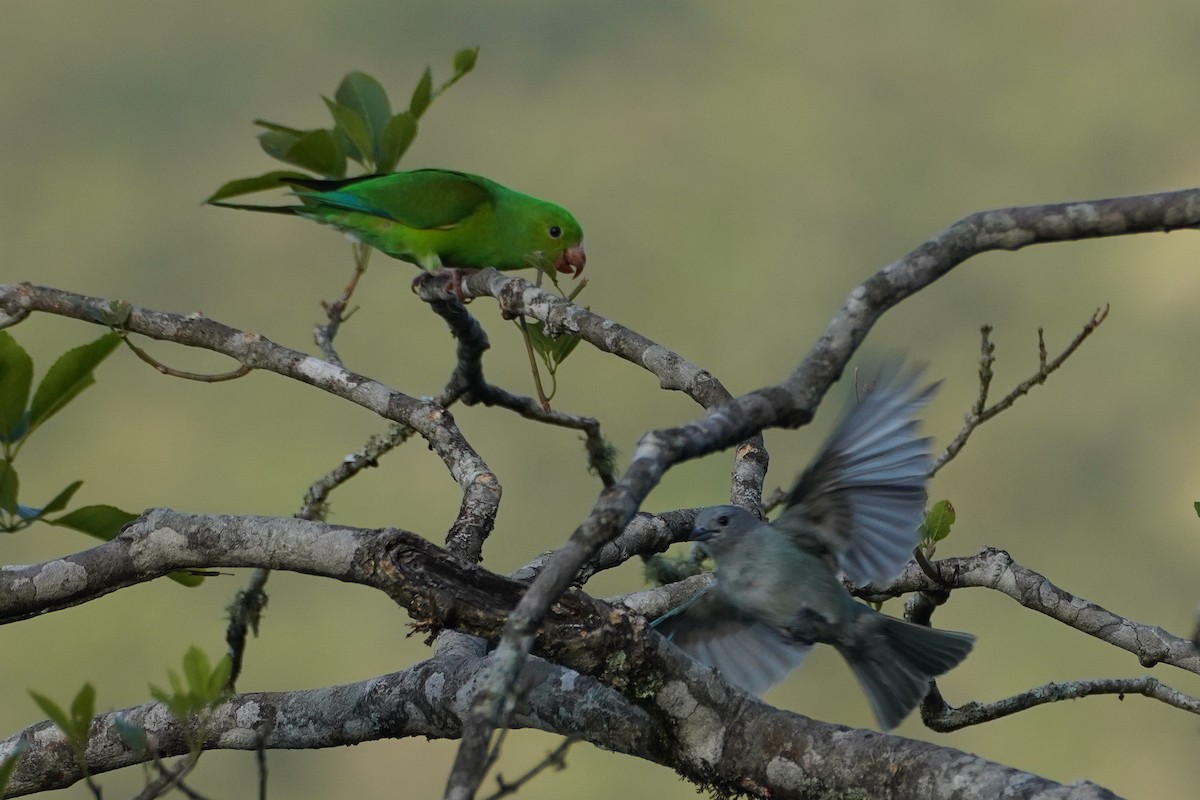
(442, 186, 1200, 799)
(0, 283, 501, 557)
(874, 547, 1200, 674)
(923, 675, 1200, 731)
(0, 510, 1123, 798)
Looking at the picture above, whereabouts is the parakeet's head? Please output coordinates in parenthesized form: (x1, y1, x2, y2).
(522, 202, 586, 278)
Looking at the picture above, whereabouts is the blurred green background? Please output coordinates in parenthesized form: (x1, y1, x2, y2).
(3, 2, 1200, 798)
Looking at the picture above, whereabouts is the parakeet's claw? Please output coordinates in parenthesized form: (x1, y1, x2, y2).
(554, 244, 587, 278)
(411, 267, 476, 303)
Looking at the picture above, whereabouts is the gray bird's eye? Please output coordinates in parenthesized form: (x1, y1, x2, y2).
(548, 225, 563, 239)
(716, 514, 729, 526)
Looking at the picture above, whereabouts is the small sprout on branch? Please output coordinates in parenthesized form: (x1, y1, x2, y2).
(29, 684, 99, 794)
(149, 647, 233, 759)
(920, 499, 957, 556)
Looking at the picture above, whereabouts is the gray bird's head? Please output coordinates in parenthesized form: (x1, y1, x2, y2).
(691, 505, 761, 560)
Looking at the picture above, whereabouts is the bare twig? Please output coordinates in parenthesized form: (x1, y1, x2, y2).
(481, 738, 574, 800)
(923, 675, 1200, 732)
(130, 751, 200, 800)
(298, 423, 414, 521)
(934, 305, 1109, 474)
(123, 335, 252, 382)
(314, 241, 372, 366)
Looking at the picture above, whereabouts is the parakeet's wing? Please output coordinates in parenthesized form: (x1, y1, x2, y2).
(285, 169, 494, 230)
(653, 587, 810, 695)
(773, 364, 938, 585)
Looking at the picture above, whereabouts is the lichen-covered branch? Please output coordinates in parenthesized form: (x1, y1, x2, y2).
(442, 186, 1200, 799)
(0, 511, 1118, 799)
(0, 282, 500, 558)
(877, 546, 1200, 674)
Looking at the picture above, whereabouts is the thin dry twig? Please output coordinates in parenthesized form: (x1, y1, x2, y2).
(481, 738, 575, 800)
(313, 241, 372, 366)
(923, 675, 1200, 732)
(123, 335, 252, 382)
(934, 305, 1109, 474)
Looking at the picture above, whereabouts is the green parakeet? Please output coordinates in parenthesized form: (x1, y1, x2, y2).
(211, 168, 586, 280)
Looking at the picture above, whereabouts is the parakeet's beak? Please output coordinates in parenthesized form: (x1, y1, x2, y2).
(554, 244, 586, 277)
(691, 523, 715, 542)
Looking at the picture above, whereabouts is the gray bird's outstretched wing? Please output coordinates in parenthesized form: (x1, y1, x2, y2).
(773, 363, 938, 585)
(653, 587, 810, 695)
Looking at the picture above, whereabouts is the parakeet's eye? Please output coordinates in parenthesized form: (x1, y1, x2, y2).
(548, 225, 563, 239)
(716, 514, 729, 526)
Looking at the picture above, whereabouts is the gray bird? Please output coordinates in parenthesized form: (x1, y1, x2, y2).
(653, 365, 975, 730)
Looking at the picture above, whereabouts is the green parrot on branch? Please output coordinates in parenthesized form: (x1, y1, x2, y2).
(211, 168, 587, 288)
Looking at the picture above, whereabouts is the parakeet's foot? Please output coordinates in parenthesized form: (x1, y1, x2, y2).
(412, 267, 478, 303)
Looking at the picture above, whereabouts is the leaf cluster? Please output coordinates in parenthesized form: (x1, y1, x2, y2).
(28, 684, 97, 781)
(207, 48, 479, 203)
(146, 647, 233, 756)
(0, 331, 201, 585)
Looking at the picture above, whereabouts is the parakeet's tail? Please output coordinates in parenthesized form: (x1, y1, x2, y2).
(208, 200, 304, 215)
(838, 609, 974, 730)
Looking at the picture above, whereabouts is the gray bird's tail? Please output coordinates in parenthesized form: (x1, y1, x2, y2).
(837, 608, 974, 730)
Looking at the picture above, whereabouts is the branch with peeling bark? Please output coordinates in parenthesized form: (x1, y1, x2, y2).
(0, 511, 1119, 800)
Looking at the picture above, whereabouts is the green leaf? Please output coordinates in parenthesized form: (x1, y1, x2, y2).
(257, 128, 301, 161)
(0, 738, 29, 795)
(1194, 501, 1200, 518)
(29, 691, 72, 736)
(207, 656, 232, 700)
(167, 669, 186, 702)
(453, 47, 479, 77)
(167, 570, 206, 587)
(48, 504, 139, 542)
(334, 71, 392, 161)
(0, 461, 17, 515)
(525, 320, 582, 372)
(377, 112, 417, 172)
(148, 685, 172, 707)
(13, 479, 83, 523)
(252, 119, 306, 136)
(322, 96, 374, 166)
(921, 499, 956, 543)
(28, 333, 121, 436)
(182, 646, 211, 697)
(409, 67, 433, 118)
(41, 480, 84, 516)
(205, 170, 313, 204)
(283, 128, 346, 178)
(0, 331, 33, 441)
(69, 683, 96, 741)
